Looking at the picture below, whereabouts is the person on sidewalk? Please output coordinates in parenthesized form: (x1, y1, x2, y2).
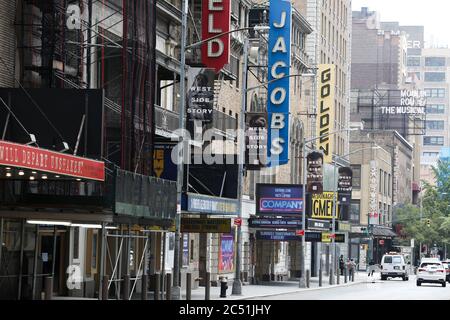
(339, 255, 345, 276)
(367, 259, 377, 278)
(347, 258, 356, 277)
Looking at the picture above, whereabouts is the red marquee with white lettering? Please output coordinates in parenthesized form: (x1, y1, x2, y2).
(0, 140, 105, 181)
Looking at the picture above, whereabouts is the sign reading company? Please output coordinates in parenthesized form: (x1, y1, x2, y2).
(380, 90, 426, 115)
(186, 193, 238, 215)
(201, 0, 230, 72)
(0, 140, 105, 181)
(256, 184, 303, 215)
(316, 64, 336, 163)
(267, 0, 292, 167)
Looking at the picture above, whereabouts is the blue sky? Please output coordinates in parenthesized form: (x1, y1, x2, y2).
(352, 0, 450, 47)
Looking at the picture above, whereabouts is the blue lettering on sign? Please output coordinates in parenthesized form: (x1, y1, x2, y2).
(267, 0, 292, 167)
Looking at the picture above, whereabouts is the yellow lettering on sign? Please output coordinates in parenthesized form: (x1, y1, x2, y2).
(311, 192, 339, 220)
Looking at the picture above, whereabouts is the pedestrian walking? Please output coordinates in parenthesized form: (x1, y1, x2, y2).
(367, 259, 377, 278)
(339, 255, 345, 276)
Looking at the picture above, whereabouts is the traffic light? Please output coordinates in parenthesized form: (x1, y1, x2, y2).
(426, 219, 431, 227)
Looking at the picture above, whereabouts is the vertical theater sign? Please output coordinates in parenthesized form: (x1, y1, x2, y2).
(202, 0, 231, 72)
(267, 0, 292, 166)
(317, 64, 336, 164)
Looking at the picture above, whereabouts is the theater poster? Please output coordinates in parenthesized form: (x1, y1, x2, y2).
(218, 233, 235, 273)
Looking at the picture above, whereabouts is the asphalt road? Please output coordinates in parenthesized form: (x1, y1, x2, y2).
(247, 276, 450, 300)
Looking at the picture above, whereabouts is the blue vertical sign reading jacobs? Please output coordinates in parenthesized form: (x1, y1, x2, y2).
(267, 0, 292, 167)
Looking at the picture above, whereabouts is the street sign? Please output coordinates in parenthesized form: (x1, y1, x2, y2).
(379, 239, 385, 245)
(181, 218, 231, 233)
(296, 230, 305, 236)
(411, 238, 415, 248)
(234, 218, 242, 226)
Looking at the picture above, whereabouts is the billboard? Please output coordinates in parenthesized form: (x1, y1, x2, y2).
(245, 112, 268, 170)
(201, 0, 230, 72)
(380, 90, 426, 115)
(307, 152, 324, 194)
(153, 145, 177, 181)
(186, 68, 215, 123)
(311, 192, 339, 220)
(0, 88, 103, 160)
(267, 0, 292, 167)
(218, 234, 234, 273)
(256, 184, 303, 215)
(316, 65, 336, 163)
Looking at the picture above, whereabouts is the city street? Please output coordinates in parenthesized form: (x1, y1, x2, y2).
(248, 276, 450, 300)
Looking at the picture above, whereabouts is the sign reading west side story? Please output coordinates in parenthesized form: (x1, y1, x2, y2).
(187, 68, 215, 123)
(267, 0, 292, 167)
(337, 167, 353, 205)
(201, 0, 230, 72)
(307, 152, 324, 194)
(245, 112, 268, 170)
(316, 64, 336, 164)
(256, 184, 303, 215)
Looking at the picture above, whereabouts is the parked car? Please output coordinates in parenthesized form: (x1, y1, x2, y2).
(380, 252, 409, 281)
(441, 260, 450, 283)
(416, 260, 446, 287)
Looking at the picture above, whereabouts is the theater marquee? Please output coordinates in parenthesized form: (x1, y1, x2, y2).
(0, 140, 105, 181)
(316, 64, 336, 164)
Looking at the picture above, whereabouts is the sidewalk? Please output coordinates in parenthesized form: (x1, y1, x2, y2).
(186, 272, 374, 300)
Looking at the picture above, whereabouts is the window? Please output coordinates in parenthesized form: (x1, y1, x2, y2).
(384, 256, 393, 263)
(424, 136, 444, 146)
(425, 57, 446, 67)
(426, 120, 445, 130)
(427, 104, 445, 114)
(392, 257, 402, 264)
(425, 88, 445, 98)
(407, 56, 421, 66)
(350, 165, 361, 189)
(350, 201, 360, 223)
(423, 152, 440, 157)
(425, 72, 446, 82)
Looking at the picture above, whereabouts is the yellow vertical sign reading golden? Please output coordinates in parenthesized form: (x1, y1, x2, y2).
(311, 192, 339, 220)
(316, 65, 336, 163)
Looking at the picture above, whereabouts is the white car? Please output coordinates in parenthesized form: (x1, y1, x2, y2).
(416, 260, 446, 287)
(380, 253, 409, 281)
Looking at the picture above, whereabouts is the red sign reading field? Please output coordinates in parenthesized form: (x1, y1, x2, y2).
(201, 0, 230, 73)
(0, 140, 105, 181)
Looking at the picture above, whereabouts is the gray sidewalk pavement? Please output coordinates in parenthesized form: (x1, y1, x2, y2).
(185, 271, 379, 300)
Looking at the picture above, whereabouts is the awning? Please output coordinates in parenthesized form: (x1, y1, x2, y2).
(371, 226, 397, 238)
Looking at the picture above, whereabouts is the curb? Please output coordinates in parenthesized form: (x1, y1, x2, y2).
(221, 279, 368, 300)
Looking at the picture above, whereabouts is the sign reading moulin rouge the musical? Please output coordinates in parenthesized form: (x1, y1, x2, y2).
(202, 0, 231, 72)
(317, 64, 336, 164)
(267, 0, 292, 167)
(0, 140, 105, 181)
